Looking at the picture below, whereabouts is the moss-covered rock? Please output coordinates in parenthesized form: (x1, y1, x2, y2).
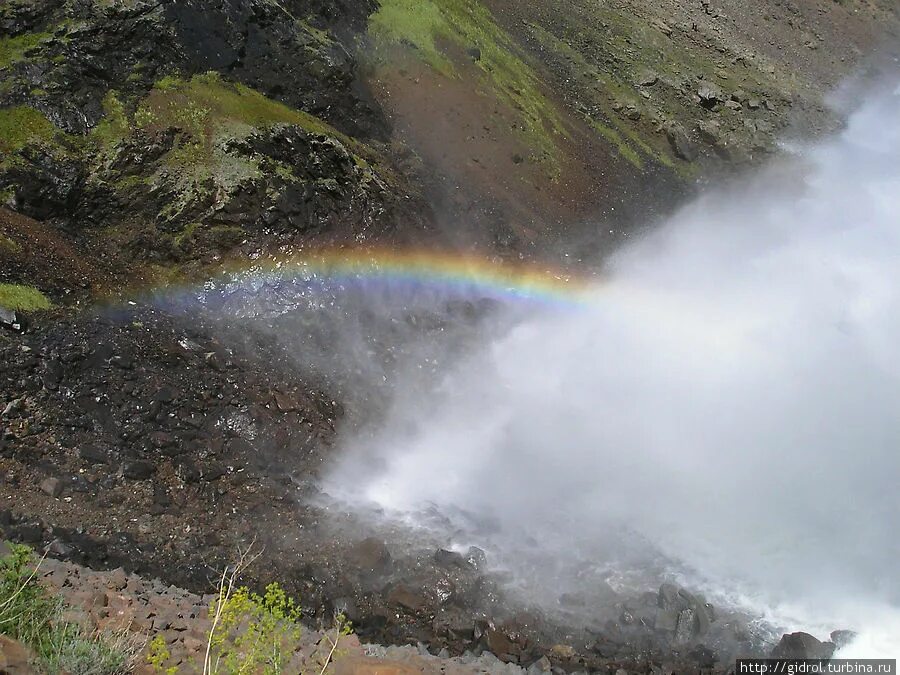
(368, 0, 568, 170)
(0, 283, 52, 311)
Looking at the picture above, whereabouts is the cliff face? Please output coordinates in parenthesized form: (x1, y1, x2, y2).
(1, 2, 899, 667)
(1, 0, 429, 301)
(2, 0, 898, 293)
(358, 0, 900, 250)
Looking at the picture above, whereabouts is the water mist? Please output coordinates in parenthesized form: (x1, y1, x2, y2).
(324, 81, 900, 656)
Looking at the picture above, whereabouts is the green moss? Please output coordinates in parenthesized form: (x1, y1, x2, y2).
(523, 22, 682, 172)
(0, 106, 60, 156)
(368, 0, 567, 169)
(0, 234, 21, 254)
(124, 72, 365, 223)
(173, 220, 201, 247)
(0, 284, 52, 311)
(0, 32, 50, 70)
(136, 72, 339, 139)
(587, 119, 643, 169)
(92, 90, 131, 149)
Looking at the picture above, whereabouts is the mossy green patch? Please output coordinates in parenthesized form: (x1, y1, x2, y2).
(92, 90, 131, 150)
(523, 21, 692, 175)
(0, 235, 21, 254)
(0, 284, 52, 311)
(124, 72, 364, 222)
(136, 71, 337, 138)
(0, 106, 59, 155)
(0, 32, 51, 70)
(368, 0, 567, 169)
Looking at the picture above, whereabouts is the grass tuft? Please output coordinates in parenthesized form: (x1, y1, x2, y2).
(0, 32, 51, 71)
(0, 544, 141, 675)
(0, 284, 53, 311)
(0, 106, 59, 156)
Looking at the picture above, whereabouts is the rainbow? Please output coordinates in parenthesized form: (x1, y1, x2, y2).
(156, 247, 594, 308)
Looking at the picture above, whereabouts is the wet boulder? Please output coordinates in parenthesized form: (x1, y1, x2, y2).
(433, 607, 475, 639)
(697, 82, 725, 108)
(655, 583, 714, 644)
(348, 537, 393, 579)
(771, 632, 836, 660)
(665, 124, 698, 162)
(0, 307, 29, 334)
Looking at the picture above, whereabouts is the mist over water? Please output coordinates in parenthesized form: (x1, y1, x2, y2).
(325, 82, 900, 655)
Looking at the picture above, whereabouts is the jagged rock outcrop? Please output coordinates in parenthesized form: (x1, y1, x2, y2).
(0, 0, 429, 270)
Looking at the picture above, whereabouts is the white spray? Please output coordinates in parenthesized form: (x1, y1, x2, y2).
(325, 81, 900, 656)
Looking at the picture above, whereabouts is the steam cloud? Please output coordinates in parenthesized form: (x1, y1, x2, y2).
(324, 81, 900, 655)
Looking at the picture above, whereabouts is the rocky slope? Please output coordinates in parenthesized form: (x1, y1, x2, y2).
(2, 0, 899, 673)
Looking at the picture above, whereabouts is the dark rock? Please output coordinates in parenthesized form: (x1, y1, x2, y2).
(666, 124, 699, 161)
(673, 607, 696, 645)
(433, 607, 474, 639)
(655, 584, 713, 643)
(698, 82, 724, 108)
(176, 460, 200, 483)
(771, 632, 836, 660)
(201, 463, 226, 482)
(273, 391, 301, 413)
(483, 625, 522, 662)
(348, 537, 393, 578)
(1, 398, 24, 418)
(434, 548, 467, 569)
(0, 308, 29, 334)
(48, 539, 72, 556)
(689, 644, 717, 668)
(153, 386, 177, 403)
(527, 656, 552, 675)
(78, 444, 108, 465)
(10, 523, 42, 544)
(465, 546, 487, 570)
(696, 119, 722, 146)
(386, 584, 427, 612)
(40, 477, 63, 498)
(122, 460, 155, 480)
(635, 70, 659, 87)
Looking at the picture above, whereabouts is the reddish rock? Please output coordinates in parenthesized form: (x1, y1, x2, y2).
(334, 657, 428, 675)
(0, 635, 36, 674)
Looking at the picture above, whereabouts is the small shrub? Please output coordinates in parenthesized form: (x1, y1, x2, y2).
(206, 582, 302, 675)
(146, 634, 177, 675)
(0, 544, 140, 675)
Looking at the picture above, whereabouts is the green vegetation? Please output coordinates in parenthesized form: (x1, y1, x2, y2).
(136, 71, 338, 139)
(120, 72, 360, 221)
(146, 548, 352, 675)
(146, 635, 176, 675)
(0, 284, 53, 311)
(0, 106, 59, 156)
(205, 583, 303, 675)
(92, 91, 130, 151)
(368, 0, 567, 167)
(0, 32, 50, 70)
(0, 544, 140, 675)
(0, 234, 21, 254)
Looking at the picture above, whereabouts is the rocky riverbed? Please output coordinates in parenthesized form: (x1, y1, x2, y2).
(0, 296, 854, 674)
(3, 0, 897, 672)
